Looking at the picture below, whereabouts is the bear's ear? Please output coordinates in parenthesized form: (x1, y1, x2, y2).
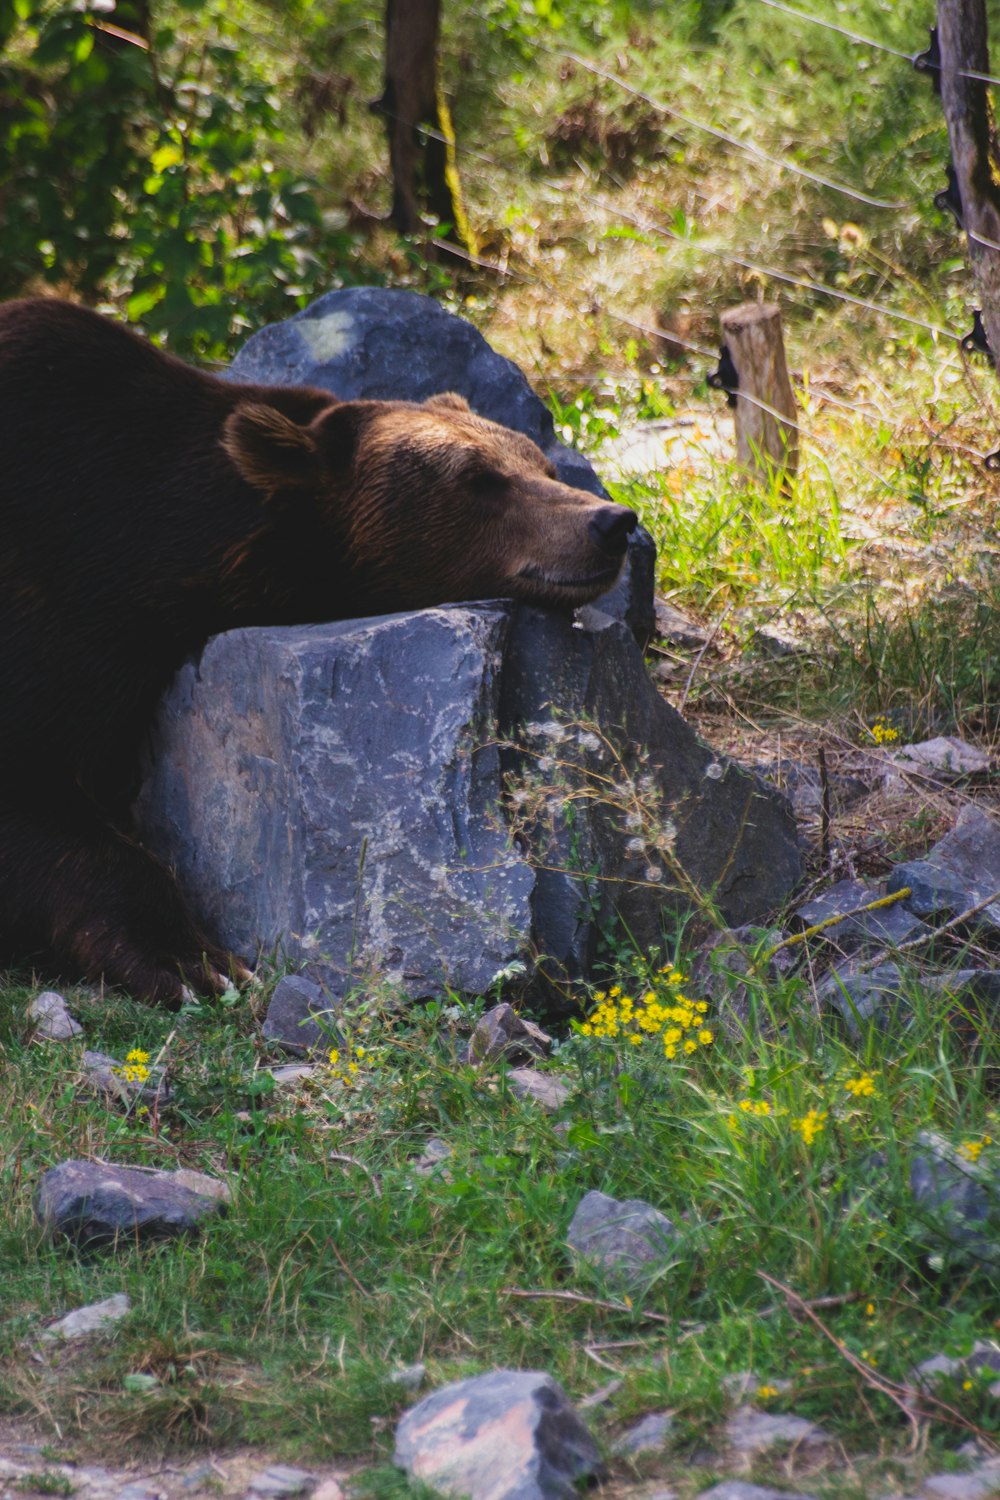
(222, 403, 321, 492)
(424, 391, 472, 414)
(308, 400, 380, 470)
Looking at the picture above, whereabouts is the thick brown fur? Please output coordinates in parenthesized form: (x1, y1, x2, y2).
(0, 297, 636, 1005)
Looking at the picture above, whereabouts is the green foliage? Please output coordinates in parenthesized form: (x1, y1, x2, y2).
(0, 0, 350, 356)
(2, 959, 999, 1478)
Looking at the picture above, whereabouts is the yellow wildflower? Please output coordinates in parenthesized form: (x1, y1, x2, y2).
(791, 1109, 827, 1146)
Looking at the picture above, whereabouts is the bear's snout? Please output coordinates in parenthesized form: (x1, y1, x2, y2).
(588, 504, 638, 556)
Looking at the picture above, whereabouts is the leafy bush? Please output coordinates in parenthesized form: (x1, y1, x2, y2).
(0, 0, 352, 356)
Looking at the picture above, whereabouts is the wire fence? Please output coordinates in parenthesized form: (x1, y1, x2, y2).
(441, 5, 1000, 492)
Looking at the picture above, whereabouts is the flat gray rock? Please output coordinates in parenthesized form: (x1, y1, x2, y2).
(725, 1404, 826, 1451)
(818, 962, 909, 1036)
(80, 1049, 170, 1107)
(40, 1292, 131, 1342)
(247, 1467, 318, 1498)
(567, 1189, 676, 1287)
(411, 1138, 453, 1176)
(908, 1130, 1000, 1268)
(505, 1068, 571, 1111)
(887, 805, 1000, 930)
(466, 1003, 552, 1066)
(230, 286, 655, 645)
(793, 879, 928, 956)
(611, 1410, 674, 1456)
(29, 990, 83, 1042)
(920, 1464, 1000, 1499)
(263, 974, 341, 1055)
(912, 1340, 1000, 1387)
(268, 1063, 318, 1089)
(696, 1486, 819, 1500)
(34, 1160, 227, 1250)
(889, 736, 991, 781)
(394, 1368, 604, 1499)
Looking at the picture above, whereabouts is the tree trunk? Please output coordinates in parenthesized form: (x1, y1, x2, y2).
(720, 302, 798, 481)
(378, 0, 471, 250)
(937, 0, 1000, 366)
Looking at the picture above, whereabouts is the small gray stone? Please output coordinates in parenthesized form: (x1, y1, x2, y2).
(394, 1368, 604, 1500)
(691, 925, 795, 1035)
(466, 1004, 552, 1066)
(818, 963, 909, 1036)
(506, 1068, 571, 1111)
(247, 1467, 318, 1499)
(912, 1341, 1000, 1386)
(792, 880, 928, 956)
(262, 975, 340, 1056)
(41, 1293, 131, 1343)
(909, 1131, 1000, 1267)
(34, 1160, 227, 1250)
(269, 1063, 319, 1089)
(889, 736, 991, 782)
(567, 1189, 676, 1287)
(611, 1410, 674, 1456)
(29, 990, 83, 1042)
(389, 1362, 428, 1393)
(577, 1377, 623, 1409)
(750, 625, 810, 658)
(721, 1371, 792, 1399)
(696, 1487, 819, 1500)
(114, 1484, 163, 1500)
(888, 806, 1000, 931)
(79, 1050, 170, 1107)
(411, 1138, 453, 1176)
(920, 1464, 1000, 1500)
(755, 760, 871, 820)
(725, 1404, 826, 1452)
(654, 597, 710, 649)
(179, 1466, 217, 1491)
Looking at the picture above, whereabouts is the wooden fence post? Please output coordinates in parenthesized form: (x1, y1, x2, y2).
(720, 303, 798, 482)
(936, 0, 1000, 365)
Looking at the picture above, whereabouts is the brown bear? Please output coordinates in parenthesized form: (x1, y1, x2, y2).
(0, 297, 637, 1006)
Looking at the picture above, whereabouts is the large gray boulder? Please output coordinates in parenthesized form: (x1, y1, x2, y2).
(229, 286, 655, 645)
(136, 603, 801, 1014)
(137, 605, 531, 1005)
(503, 607, 802, 984)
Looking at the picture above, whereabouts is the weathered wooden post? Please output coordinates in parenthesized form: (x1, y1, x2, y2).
(720, 302, 798, 482)
(935, 0, 1000, 366)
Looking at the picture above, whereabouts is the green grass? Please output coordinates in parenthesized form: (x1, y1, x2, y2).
(2, 957, 998, 1488)
(4, 1, 1000, 1489)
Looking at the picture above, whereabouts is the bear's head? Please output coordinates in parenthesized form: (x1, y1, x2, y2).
(222, 391, 637, 613)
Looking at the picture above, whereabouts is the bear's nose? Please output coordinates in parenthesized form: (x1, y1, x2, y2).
(589, 505, 638, 555)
